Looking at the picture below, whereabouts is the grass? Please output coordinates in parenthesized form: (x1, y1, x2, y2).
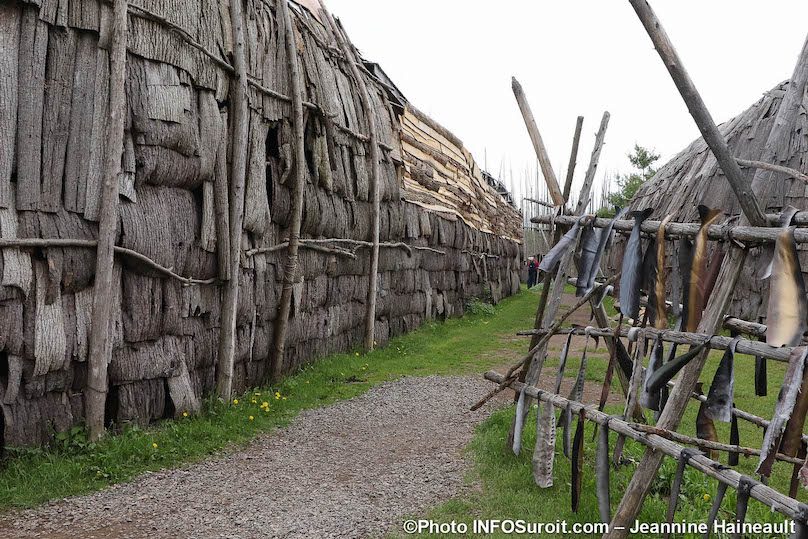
(0, 289, 537, 511)
(416, 294, 797, 539)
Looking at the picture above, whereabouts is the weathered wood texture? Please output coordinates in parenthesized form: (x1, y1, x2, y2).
(0, 0, 522, 447)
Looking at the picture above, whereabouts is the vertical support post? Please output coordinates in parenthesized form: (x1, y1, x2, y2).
(562, 116, 584, 202)
(607, 10, 808, 534)
(320, 3, 382, 352)
(216, 0, 249, 398)
(510, 112, 610, 448)
(270, 0, 307, 381)
(512, 77, 565, 207)
(86, 0, 127, 441)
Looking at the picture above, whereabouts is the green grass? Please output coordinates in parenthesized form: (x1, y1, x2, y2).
(0, 288, 539, 511)
(417, 326, 796, 538)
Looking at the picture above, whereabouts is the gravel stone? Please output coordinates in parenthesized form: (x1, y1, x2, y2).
(0, 375, 500, 538)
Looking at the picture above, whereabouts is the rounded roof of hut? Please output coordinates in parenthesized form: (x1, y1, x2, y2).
(623, 80, 808, 321)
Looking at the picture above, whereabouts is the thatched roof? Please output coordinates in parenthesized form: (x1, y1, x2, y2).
(625, 80, 808, 320)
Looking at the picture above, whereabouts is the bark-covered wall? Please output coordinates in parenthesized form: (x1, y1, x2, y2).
(0, 0, 522, 447)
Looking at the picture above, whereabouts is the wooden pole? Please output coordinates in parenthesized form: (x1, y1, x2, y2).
(270, 0, 307, 382)
(320, 4, 382, 352)
(532, 213, 808, 244)
(573, 113, 609, 215)
(511, 77, 565, 207)
(607, 28, 808, 537)
(626, 0, 766, 227)
(85, 0, 127, 442)
(216, 0, 249, 399)
(562, 116, 584, 202)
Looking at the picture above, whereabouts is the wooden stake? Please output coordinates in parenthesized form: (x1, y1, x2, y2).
(511, 77, 565, 207)
(626, 0, 766, 226)
(270, 0, 307, 382)
(562, 116, 584, 202)
(216, 0, 249, 399)
(85, 0, 127, 442)
(607, 27, 808, 537)
(320, 4, 382, 352)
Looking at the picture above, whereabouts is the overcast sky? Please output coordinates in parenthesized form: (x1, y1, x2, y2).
(327, 0, 808, 207)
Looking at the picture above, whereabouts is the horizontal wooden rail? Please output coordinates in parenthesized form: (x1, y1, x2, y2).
(484, 371, 808, 521)
(532, 213, 808, 244)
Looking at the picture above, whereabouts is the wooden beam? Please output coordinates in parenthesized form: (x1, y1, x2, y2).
(86, 0, 127, 442)
(574, 113, 609, 214)
(607, 27, 808, 537)
(532, 213, 808, 244)
(216, 0, 249, 399)
(627, 0, 766, 227)
(270, 0, 307, 382)
(511, 77, 565, 207)
(563, 116, 584, 202)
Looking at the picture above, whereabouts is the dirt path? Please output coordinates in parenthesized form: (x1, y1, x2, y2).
(0, 291, 622, 538)
(0, 376, 502, 539)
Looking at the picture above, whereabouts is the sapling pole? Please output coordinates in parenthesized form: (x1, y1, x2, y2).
(86, 0, 127, 442)
(216, 0, 249, 399)
(270, 0, 307, 382)
(319, 2, 382, 352)
(562, 116, 584, 202)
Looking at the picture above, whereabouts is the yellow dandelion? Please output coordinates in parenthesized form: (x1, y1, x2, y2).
(249, 416, 254, 421)
(262, 401, 269, 408)
(233, 399, 239, 405)
(703, 494, 710, 502)
(251, 399, 257, 404)
(152, 442, 158, 449)
(282, 397, 287, 401)
(355, 352, 359, 356)
(182, 411, 189, 418)
(254, 392, 261, 396)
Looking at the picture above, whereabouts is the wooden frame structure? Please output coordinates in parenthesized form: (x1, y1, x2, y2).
(480, 2, 808, 536)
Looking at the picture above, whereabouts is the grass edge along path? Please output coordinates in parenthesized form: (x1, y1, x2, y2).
(0, 288, 538, 510)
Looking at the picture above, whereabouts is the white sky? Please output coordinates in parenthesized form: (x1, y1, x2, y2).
(327, 0, 808, 206)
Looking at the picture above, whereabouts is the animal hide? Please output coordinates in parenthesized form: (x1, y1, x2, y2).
(705, 482, 728, 534)
(596, 420, 611, 523)
(734, 478, 754, 531)
(539, 215, 586, 273)
(618, 208, 653, 321)
(757, 346, 808, 477)
(729, 412, 740, 466)
(677, 238, 693, 330)
(664, 450, 695, 539)
(705, 336, 740, 422)
(640, 336, 664, 411)
(512, 387, 526, 456)
(645, 341, 710, 394)
(580, 207, 629, 296)
(685, 206, 722, 332)
(702, 245, 725, 302)
(654, 214, 675, 329)
(575, 223, 600, 297)
(561, 401, 574, 459)
(762, 205, 799, 279)
(532, 401, 556, 488)
(766, 227, 807, 347)
(641, 237, 658, 321)
(571, 408, 585, 513)
(696, 383, 718, 459)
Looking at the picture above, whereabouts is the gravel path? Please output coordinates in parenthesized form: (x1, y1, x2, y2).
(0, 376, 500, 539)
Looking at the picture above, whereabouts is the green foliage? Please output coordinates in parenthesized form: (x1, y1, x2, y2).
(600, 144, 660, 217)
(0, 286, 542, 510)
(465, 298, 496, 316)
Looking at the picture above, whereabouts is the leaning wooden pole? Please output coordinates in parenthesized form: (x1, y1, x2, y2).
(321, 4, 382, 351)
(624, 0, 766, 226)
(85, 0, 128, 442)
(606, 14, 808, 535)
(270, 0, 307, 381)
(562, 116, 584, 202)
(216, 0, 249, 398)
(512, 77, 565, 207)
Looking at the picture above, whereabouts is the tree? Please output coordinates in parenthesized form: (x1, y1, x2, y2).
(598, 144, 660, 216)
